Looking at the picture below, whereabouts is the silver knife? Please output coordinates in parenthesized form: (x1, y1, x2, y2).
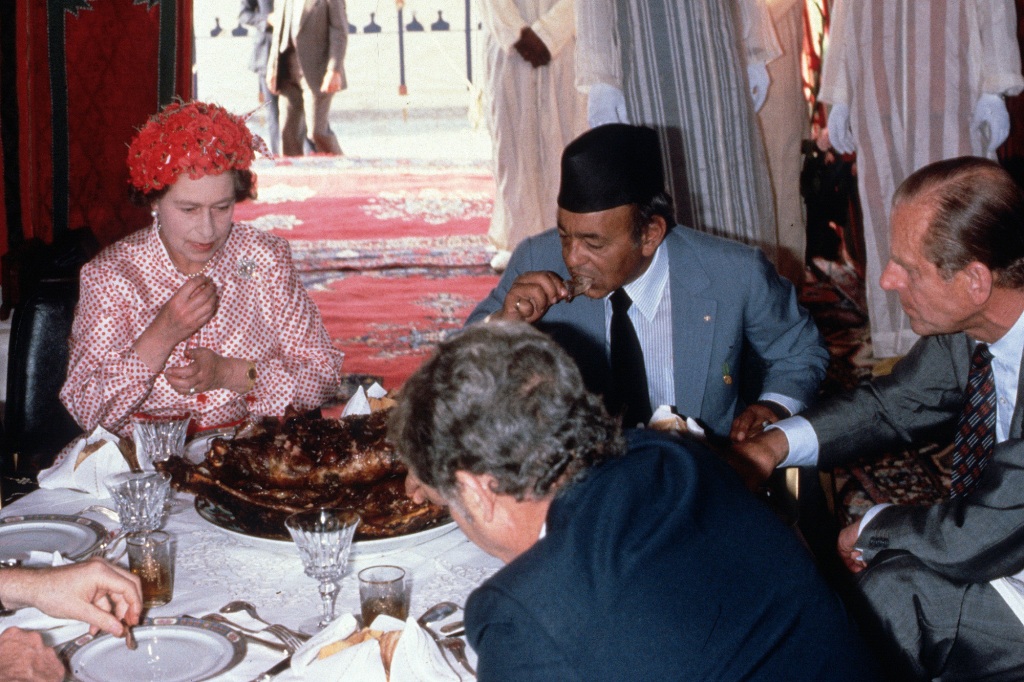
(248, 654, 292, 682)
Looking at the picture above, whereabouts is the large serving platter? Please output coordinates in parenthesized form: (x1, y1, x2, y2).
(195, 495, 458, 555)
(0, 514, 107, 564)
(62, 616, 246, 682)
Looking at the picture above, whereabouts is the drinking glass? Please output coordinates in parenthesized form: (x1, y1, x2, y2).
(126, 530, 174, 607)
(285, 508, 361, 632)
(104, 471, 171, 534)
(132, 409, 192, 466)
(358, 565, 409, 627)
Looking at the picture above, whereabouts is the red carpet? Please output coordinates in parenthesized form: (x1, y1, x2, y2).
(233, 158, 500, 396)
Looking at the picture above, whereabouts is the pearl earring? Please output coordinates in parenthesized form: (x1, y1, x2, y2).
(151, 209, 160, 232)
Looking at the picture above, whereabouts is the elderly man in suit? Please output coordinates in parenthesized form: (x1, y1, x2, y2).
(732, 156, 1024, 680)
(266, 0, 347, 156)
(390, 322, 880, 680)
(468, 124, 828, 440)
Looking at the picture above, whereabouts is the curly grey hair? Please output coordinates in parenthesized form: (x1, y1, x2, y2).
(388, 321, 625, 501)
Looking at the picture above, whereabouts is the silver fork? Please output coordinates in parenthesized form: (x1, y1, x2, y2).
(440, 637, 475, 676)
(199, 615, 293, 654)
(263, 624, 306, 652)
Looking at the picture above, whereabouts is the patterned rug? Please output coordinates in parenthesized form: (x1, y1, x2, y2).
(799, 260, 951, 525)
(232, 157, 500, 407)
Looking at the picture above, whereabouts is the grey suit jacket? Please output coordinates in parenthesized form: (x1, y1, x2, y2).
(468, 227, 829, 437)
(806, 332, 1024, 581)
(267, 0, 348, 92)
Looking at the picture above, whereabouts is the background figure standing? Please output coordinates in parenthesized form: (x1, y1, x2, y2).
(576, 0, 782, 260)
(240, 0, 280, 156)
(479, 0, 585, 272)
(819, 0, 1023, 358)
(757, 0, 809, 285)
(267, 0, 348, 156)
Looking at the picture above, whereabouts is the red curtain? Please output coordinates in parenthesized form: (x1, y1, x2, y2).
(8, 0, 192, 257)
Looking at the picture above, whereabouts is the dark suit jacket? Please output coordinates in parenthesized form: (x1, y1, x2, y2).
(465, 430, 880, 681)
(806, 332, 1024, 581)
(468, 227, 829, 437)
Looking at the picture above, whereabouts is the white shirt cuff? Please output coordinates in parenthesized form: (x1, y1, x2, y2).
(857, 503, 892, 536)
(758, 392, 803, 417)
(773, 416, 819, 468)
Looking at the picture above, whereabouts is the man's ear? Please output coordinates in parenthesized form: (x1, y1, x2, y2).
(454, 471, 498, 522)
(641, 215, 667, 257)
(961, 261, 994, 304)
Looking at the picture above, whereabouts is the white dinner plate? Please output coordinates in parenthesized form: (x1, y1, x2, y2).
(0, 514, 107, 564)
(62, 616, 245, 682)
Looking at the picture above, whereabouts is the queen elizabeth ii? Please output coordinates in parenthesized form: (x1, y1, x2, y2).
(59, 101, 344, 436)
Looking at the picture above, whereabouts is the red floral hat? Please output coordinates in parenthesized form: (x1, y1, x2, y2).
(127, 100, 264, 193)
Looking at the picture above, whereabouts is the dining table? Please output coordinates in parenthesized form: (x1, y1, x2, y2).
(0, 484, 503, 681)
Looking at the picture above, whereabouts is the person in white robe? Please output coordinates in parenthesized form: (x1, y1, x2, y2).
(480, 0, 585, 272)
(820, 0, 1024, 358)
(576, 0, 782, 259)
(758, 0, 810, 284)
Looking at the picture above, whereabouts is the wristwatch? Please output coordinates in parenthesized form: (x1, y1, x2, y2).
(244, 361, 258, 394)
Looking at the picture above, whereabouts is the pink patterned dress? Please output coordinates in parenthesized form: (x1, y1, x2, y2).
(60, 223, 345, 436)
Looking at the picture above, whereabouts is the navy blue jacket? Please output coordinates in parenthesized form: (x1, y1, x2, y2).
(465, 430, 879, 680)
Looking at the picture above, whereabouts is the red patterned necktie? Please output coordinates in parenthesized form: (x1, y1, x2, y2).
(950, 343, 996, 499)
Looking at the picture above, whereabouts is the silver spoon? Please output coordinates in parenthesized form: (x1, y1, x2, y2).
(220, 600, 309, 642)
(418, 601, 458, 627)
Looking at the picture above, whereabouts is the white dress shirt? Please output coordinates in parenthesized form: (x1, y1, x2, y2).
(605, 243, 804, 420)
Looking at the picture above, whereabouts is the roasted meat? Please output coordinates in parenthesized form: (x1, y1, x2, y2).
(159, 408, 449, 540)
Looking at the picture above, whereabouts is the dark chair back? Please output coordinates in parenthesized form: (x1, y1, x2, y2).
(4, 277, 83, 479)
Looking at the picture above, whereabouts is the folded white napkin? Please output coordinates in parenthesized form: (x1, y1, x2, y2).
(647, 405, 705, 439)
(342, 387, 371, 417)
(276, 613, 462, 682)
(26, 551, 70, 568)
(341, 382, 389, 418)
(37, 427, 131, 497)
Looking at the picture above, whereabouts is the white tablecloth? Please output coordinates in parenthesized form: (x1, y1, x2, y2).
(0, 487, 502, 680)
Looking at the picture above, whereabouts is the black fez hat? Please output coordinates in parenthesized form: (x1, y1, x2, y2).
(557, 124, 664, 213)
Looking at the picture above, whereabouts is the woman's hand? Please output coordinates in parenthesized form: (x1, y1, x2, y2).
(164, 349, 251, 395)
(156, 276, 218, 345)
(133, 276, 219, 374)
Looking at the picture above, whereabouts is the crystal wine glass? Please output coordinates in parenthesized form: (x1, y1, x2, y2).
(285, 508, 361, 632)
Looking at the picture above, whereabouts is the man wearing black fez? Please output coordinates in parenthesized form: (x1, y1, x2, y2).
(469, 124, 828, 441)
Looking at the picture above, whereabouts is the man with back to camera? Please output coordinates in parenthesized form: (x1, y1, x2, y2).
(467, 123, 829, 441)
(732, 156, 1024, 680)
(388, 321, 880, 680)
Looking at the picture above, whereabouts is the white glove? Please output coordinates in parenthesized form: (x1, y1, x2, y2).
(747, 62, 770, 112)
(827, 102, 856, 154)
(588, 83, 629, 128)
(972, 93, 1010, 156)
